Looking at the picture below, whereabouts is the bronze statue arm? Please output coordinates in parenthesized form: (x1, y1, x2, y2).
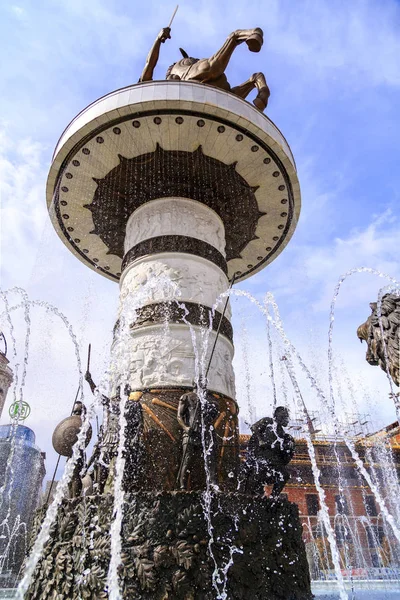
(177, 397, 189, 433)
(85, 371, 97, 395)
(139, 27, 171, 82)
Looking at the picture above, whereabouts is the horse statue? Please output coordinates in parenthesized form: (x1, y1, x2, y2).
(140, 26, 270, 112)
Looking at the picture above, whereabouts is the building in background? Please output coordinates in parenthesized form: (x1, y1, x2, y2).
(240, 418, 400, 579)
(0, 425, 46, 588)
(0, 334, 13, 421)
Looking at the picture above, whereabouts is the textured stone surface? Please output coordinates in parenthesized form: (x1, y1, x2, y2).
(124, 198, 226, 257)
(119, 254, 231, 318)
(26, 491, 312, 600)
(125, 302, 233, 343)
(46, 82, 300, 283)
(111, 326, 236, 398)
(121, 236, 228, 277)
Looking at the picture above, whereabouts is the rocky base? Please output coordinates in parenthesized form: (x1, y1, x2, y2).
(26, 491, 312, 600)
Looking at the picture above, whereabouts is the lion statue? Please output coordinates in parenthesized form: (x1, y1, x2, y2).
(357, 293, 400, 386)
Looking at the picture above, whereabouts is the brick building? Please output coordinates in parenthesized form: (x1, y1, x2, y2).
(240, 420, 400, 578)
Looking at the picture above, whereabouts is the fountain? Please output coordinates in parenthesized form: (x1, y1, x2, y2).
(13, 24, 314, 600)
(0, 336, 46, 592)
(0, 19, 397, 600)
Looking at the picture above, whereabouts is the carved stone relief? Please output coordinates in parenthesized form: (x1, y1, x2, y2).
(124, 197, 226, 256)
(120, 256, 232, 319)
(126, 302, 233, 343)
(211, 342, 236, 399)
(126, 328, 235, 397)
(119, 260, 182, 309)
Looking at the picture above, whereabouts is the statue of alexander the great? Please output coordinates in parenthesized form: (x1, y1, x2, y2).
(140, 26, 270, 112)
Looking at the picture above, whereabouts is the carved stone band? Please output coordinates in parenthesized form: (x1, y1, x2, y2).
(122, 235, 228, 276)
(126, 301, 233, 343)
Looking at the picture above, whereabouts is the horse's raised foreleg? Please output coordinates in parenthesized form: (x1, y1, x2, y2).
(231, 72, 270, 112)
(191, 29, 263, 83)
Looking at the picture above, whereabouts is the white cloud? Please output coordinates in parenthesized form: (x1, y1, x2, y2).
(0, 130, 49, 285)
(0, 0, 399, 482)
(170, 0, 400, 90)
(263, 0, 400, 88)
(10, 5, 25, 19)
(235, 208, 400, 431)
(274, 209, 400, 311)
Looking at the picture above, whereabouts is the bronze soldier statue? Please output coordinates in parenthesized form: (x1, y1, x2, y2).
(84, 371, 120, 493)
(52, 399, 92, 498)
(242, 406, 295, 498)
(177, 386, 219, 490)
(140, 26, 270, 112)
(68, 401, 87, 498)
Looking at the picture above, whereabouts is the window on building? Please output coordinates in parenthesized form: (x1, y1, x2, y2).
(306, 494, 319, 516)
(366, 526, 384, 548)
(335, 495, 349, 515)
(335, 524, 346, 547)
(365, 495, 378, 517)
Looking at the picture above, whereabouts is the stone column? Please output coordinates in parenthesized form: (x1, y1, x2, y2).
(117, 197, 238, 489)
(0, 353, 13, 421)
(46, 81, 301, 492)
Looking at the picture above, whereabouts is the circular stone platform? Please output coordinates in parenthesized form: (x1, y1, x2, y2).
(47, 81, 300, 283)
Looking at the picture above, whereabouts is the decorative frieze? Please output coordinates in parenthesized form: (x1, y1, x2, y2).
(122, 236, 228, 276)
(119, 255, 232, 319)
(124, 198, 226, 257)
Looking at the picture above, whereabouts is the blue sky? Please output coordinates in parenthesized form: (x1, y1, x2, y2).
(1, 0, 400, 480)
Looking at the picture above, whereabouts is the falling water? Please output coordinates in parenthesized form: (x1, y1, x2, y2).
(0, 288, 36, 589)
(184, 317, 223, 597)
(327, 267, 400, 414)
(2, 265, 400, 597)
(265, 302, 277, 408)
(16, 389, 98, 599)
(324, 270, 400, 548)
(181, 293, 243, 600)
(239, 315, 256, 425)
(11, 296, 92, 598)
(0, 288, 31, 514)
(236, 284, 400, 560)
(107, 272, 181, 599)
(211, 287, 348, 599)
(0, 517, 27, 580)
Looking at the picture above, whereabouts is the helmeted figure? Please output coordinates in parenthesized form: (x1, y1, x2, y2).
(176, 387, 219, 490)
(242, 406, 295, 498)
(357, 293, 400, 387)
(85, 407, 120, 494)
(84, 371, 120, 493)
(68, 401, 87, 499)
(140, 27, 270, 112)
